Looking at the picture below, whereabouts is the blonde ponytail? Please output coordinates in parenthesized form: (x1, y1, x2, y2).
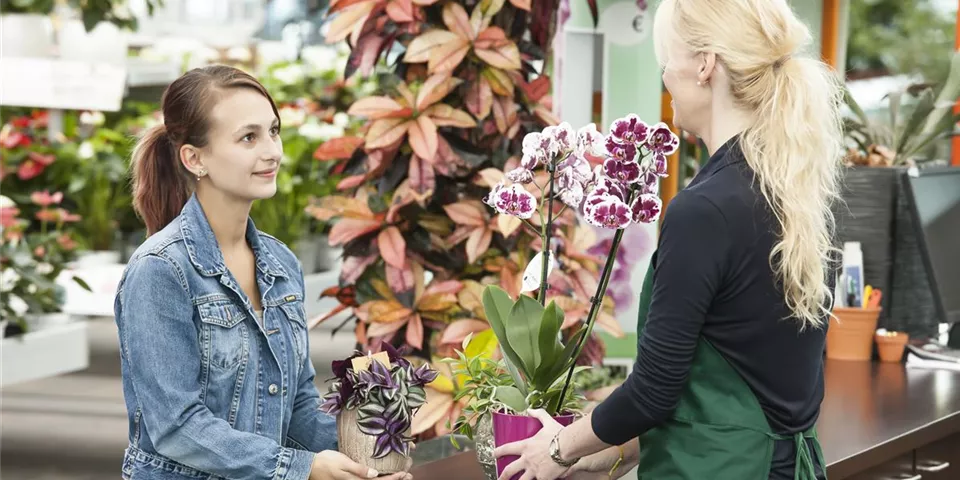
(668, 0, 845, 329)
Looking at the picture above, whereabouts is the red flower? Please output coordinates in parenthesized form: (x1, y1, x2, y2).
(18, 152, 55, 181)
(0, 206, 19, 228)
(11, 117, 31, 129)
(34, 245, 46, 257)
(58, 234, 78, 250)
(1, 131, 31, 149)
(58, 209, 81, 223)
(30, 190, 63, 207)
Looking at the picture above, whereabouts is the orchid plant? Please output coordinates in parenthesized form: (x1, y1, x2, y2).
(320, 342, 440, 458)
(478, 116, 678, 415)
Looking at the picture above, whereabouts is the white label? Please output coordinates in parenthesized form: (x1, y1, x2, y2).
(521, 251, 557, 293)
(599, 2, 651, 46)
(0, 57, 126, 112)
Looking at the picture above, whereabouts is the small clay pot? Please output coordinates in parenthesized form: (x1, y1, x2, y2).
(827, 307, 881, 361)
(875, 331, 909, 363)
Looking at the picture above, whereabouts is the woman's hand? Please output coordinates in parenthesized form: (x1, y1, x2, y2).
(493, 409, 569, 480)
(310, 450, 412, 480)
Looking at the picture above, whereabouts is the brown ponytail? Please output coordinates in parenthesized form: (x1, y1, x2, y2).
(129, 65, 281, 236)
(131, 124, 193, 236)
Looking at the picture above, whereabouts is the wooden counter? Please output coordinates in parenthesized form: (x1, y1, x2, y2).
(411, 359, 960, 479)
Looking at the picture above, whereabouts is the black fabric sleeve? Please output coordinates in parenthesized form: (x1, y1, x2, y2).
(591, 191, 731, 445)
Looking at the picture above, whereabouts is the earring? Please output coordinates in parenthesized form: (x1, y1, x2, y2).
(196, 168, 206, 181)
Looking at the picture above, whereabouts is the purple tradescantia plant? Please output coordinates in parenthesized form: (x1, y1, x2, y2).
(320, 342, 438, 459)
(482, 115, 678, 413)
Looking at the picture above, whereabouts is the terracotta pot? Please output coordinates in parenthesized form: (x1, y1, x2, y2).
(826, 307, 881, 361)
(337, 408, 410, 474)
(875, 331, 909, 363)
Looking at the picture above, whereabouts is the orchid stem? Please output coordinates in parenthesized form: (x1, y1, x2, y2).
(538, 164, 557, 306)
(555, 224, 626, 410)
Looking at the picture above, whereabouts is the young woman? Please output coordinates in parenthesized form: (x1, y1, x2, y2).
(495, 1, 843, 479)
(116, 65, 412, 480)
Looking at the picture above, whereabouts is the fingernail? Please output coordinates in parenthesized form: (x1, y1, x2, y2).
(367, 469, 378, 478)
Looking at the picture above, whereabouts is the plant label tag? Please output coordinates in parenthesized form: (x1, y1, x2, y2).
(521, 251, 556, 293)
(351, 351, 392, 372)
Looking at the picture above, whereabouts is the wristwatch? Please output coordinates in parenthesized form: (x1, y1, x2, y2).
(549, 431, 580, 468)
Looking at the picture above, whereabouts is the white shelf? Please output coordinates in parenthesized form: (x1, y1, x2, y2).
(2, 322, 90, 388)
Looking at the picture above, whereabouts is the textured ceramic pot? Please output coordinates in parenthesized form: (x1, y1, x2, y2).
(337, 408, 410, 474)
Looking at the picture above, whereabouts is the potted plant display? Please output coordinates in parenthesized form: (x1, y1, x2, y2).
(320, 342, 440, 474)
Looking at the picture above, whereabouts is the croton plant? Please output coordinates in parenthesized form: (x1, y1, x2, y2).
(311, 0, 635, 437)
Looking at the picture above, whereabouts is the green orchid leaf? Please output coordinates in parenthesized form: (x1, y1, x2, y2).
(507, 294, 544, 379)
(538, 300, 563, 368)
(482, 286, 530, 379)
(494, 386, 529, 413)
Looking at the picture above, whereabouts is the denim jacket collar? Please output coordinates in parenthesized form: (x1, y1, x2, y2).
(179, 194, 288, 279)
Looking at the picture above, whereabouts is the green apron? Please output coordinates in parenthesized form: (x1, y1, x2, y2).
(632, 258, 826, 480)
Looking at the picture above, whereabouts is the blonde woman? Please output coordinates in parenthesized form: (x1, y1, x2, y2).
(494, 1, 842, 479)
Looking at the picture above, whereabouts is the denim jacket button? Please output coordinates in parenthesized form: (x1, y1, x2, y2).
(268, 384, 279, 395)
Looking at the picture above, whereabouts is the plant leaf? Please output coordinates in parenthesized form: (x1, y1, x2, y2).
(406, 313, 424, 349)
(482, 285, 529, 380)
(465, 227, 492, 264)
(474, 28, 521, 70)
(366, 118, 411, 149)
(408, 154, 436, 196)
(325, 2, 376, 43)
(418, 292, 458, 312)
(481, 0, 507, 16)
(340, 253, 379, 284)
(417, 75, 463, 111)
(497, 214, 521, 236)
(443, 201, 486, 227)
(408, 116, 439, 161)
(385, 0, 414, 22)
(519, 75, 551, 102)
(386, 263, 416, 294)
(493, 385, 528, 412)
(378, 226, 407, 269)
(425, 104, 478, 128)
(482, 68, 515, 97)
(358, 300, 415, 324)
(507, 294, 545, 378)
(440, 319, 490, 344)
(466, 77, 494, 120)
(406, 29, 461, 63)
(442, 2, 474, 39)
(411, 386, 454, 435)
(538, 300, 563, 369)
(314, 137, 364, 161)
(464, 327, 498, 359)
(348, 96, 407, 119)
(329, 218, 381, 245)
(429, 38, 472, 74)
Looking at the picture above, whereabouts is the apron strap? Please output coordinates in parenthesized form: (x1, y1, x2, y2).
(767, 429, 824, 480)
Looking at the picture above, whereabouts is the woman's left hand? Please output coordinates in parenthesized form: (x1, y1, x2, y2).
(493, 409, 570, 480)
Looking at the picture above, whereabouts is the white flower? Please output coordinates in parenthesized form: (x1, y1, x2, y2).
(27, 284, 38, 294)
(36, 262, 54, 275)
(575, 123, 605, 157)
(0, 195, 15, 209)
(302, 46, 340, 73)
(272, 64, 305, 86)
(80, 111, 105, 126)
(78, 141, 95, 159)
(0, 268, 20, 292)
(299, 122, 344, 141)
(8, 294, 28, 315)
(279, 106, 306, 128)
(333, 112, 350, 128)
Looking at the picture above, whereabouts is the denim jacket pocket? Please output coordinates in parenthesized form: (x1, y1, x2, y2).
(279, 301, 308, 366)
(197, 299, 248, 370)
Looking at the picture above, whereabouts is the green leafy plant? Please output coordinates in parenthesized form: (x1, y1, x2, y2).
(0, 0, 164, 32)
(843, 51, 960, 166)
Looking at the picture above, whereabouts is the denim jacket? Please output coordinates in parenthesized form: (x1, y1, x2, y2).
(114, 195, 337, 480)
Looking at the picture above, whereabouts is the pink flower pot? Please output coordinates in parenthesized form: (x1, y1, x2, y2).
(492, 411, 576, 480)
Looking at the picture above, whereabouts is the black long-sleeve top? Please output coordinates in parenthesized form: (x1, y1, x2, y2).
(591, 137, 836, 477)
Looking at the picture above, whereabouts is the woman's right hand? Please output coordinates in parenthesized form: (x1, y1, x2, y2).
(310, 451, 412, 480)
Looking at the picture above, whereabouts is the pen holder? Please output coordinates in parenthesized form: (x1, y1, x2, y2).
(875, 331, 909, 363)
(827, 307, 881, 361)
